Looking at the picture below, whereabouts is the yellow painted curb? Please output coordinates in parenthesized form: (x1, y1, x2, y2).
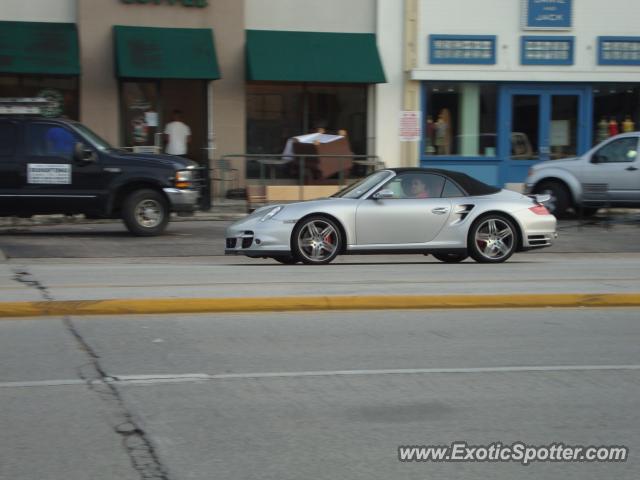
(0, 293, 639, 319)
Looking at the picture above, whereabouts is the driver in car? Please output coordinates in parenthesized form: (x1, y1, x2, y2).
(402, 176, 430, 199)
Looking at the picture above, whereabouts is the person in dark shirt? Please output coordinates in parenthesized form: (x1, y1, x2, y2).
(46, 126, 76, 156)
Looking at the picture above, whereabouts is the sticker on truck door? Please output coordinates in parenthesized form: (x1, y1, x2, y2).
(27, 164, 72, 184)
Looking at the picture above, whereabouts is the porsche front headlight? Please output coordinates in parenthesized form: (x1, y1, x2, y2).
(260, 205, 283, 222)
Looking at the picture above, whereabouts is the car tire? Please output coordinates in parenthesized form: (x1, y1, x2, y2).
(432, 252, 469, 263)
(122, 189, 169, 236)
(536, 181, 571, 218)
(292, 215, 342, 265)
(468, 214, 518, 264)
(272, 256, 299, 265)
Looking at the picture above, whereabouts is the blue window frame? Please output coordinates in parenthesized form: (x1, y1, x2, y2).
(598, 36, 640, 65)
(429, 35, 496, 65)
(521, 36, 574, 65)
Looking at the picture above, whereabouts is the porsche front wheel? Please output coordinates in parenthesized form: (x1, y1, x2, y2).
(292, 216, 342, 265)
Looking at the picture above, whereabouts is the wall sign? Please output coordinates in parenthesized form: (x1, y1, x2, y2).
(399, 111, 421, 142)
(522, 0, 572, 30)
(121, 0, 208, 7)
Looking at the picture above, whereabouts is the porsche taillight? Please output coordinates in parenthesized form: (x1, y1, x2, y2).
(529, 205, 550, 215)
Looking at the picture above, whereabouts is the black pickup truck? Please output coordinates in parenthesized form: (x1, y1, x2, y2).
(0, 116, 201, 235)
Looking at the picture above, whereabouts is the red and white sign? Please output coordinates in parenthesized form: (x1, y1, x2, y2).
(399, 111, 422, 142)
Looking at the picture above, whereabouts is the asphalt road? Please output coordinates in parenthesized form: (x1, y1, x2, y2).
(0, 217, 639, 260)
(2, 252, 639, 302)
(1, 309, 638, 479)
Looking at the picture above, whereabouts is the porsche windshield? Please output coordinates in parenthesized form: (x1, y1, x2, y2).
(331, 171, 392, 199)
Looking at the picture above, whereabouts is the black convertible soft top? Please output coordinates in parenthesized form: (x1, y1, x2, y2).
(389, 168, 501, 196)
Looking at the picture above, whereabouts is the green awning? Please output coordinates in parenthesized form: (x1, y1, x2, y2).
(113, 26, 220, 79)
(246, 30, 386, 83)
(0, 21, 80, 75)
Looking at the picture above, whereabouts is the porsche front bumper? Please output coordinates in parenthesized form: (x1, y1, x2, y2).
(224, 216, 295, 257)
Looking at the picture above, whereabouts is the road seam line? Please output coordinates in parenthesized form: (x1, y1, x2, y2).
(3, 365, 640, 389)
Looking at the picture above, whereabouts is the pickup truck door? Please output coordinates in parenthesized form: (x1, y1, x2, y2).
(0, 120, 22, 214)
(21, 121, 104, 214)
(583, 136, 640, 203)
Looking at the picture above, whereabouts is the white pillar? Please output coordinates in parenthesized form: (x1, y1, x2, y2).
(458, 83, 480, 156)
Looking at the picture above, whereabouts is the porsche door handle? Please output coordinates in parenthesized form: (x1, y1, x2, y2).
(626, 166, 638, 171)
(431, 207, 449, 215)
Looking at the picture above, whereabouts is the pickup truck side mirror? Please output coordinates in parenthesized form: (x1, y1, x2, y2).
(372, 189, 395, 200)
(73, 142, 96, 164)
(591, 153, 608, 164)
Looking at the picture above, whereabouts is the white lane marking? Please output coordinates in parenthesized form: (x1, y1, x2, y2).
(1, 365, 640, 389)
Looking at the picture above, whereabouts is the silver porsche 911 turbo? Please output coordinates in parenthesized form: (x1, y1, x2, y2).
(225, 168, 557, 264)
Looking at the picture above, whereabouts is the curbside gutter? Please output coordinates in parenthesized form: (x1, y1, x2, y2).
(0, 293, 639, 319)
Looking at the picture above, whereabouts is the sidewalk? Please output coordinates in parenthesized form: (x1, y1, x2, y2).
(0, 199, 249, 227)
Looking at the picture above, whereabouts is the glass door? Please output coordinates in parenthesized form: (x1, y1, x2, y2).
(499, 85, 591, 184)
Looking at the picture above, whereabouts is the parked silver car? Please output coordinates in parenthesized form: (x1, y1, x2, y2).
(525, 132, 640, 217)
(225, 168, 556, 264)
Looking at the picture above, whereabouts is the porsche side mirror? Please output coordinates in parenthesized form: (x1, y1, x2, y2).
(372, 189, 394, 200)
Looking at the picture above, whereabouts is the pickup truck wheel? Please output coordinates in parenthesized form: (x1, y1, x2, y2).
(122, 189, 169, 236)
(536, 181, 571, 218)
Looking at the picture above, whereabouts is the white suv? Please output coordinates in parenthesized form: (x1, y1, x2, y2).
(525, 133, 640, 217)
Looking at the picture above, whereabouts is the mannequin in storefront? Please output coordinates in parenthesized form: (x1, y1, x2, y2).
(435, 112, 450, 155)
(623, 115, 636, 133)
(425, 115, 435, 154)
(608, 117, 619, 137)
(164, 110, 192, 157)
(597, 117, 609, 143)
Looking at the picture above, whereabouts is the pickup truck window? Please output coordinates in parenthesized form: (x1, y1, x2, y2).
(71, 123, 112, 151)
(0, 122, 17, 156)
(593, 137, 638, 164)
(26, 124, 77, 159)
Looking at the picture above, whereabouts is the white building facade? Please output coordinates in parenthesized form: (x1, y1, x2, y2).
(410, 0, 640, 187)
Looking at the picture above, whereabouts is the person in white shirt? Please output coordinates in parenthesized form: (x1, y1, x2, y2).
(164, 110, 191, 156)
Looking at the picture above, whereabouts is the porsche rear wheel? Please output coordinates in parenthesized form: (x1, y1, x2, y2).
(292, 216, 342, 265)
(432, 252, 469, 263)
(468, 214, 517, 263)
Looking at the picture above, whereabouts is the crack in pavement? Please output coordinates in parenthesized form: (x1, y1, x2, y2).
(12, 269, 54, 301)
(11, 266, 171, 480)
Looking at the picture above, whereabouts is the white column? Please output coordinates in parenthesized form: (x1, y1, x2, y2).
(374, 0, 404, 168)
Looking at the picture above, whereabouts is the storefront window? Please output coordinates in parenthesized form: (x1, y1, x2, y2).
(119, 80, 207, 162)
(593, 84, 640, 145)
(246, 83, 368, 155)
(246, 83, 303, 155)
(0, 75, 79, 119)
(424, 82, 497, 157)
(121, 82, 160, 148)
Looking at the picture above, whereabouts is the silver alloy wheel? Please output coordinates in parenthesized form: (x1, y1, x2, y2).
(296, 219, 338, 262)
(474, 218, 515, 261)
(135, 199, 163, 228)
